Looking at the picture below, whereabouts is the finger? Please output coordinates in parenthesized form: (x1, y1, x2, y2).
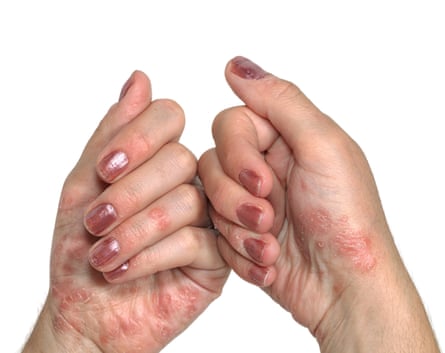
(211, 106, 278, 197)
(210, 206, 280, 267)
(84, 143, 197, 235)
(102, 227, 225, 283)
(224, 56, 340, 156)
(198, 148, 274, 234)
(217, 234, 276, 288)
(88, 183, 208, 272)
(60, 70, 152, 209)
(96, 99, 185, 183)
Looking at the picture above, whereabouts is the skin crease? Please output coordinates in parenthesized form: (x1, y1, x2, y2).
(22, 71, 229, 353)
(199, 57, 440, 352)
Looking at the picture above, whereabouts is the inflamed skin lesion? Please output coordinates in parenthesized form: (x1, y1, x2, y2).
(297, 207, 377, 274)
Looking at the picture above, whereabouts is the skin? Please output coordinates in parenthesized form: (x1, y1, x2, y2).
(21, 58, 440, 352)
(199, 56, 440, 352)
(22, 71, 229, 353)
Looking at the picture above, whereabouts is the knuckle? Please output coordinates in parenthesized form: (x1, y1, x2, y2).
(58, 176, 89, 211)
(183, 227, 202, 251)
(177, 183, 204, 206)
(212, 106, 247, 135)
(147, 206, 171, 233)
(151, 98, 185, 126)
(175, 184, 208, 224)
(131, 128, 155, 156)
(167, 143, 197, 174)
(197, 148, 215, 172)
(270, 79, 303, 107)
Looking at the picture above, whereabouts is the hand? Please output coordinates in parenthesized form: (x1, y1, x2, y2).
(23, 71, 229, 353)
(199, 57, 439, 352)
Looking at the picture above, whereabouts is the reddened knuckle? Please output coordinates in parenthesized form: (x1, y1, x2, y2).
(58, 182, 82, 211)
(58, 174, 92, 211)
(132, 128, 154, 155)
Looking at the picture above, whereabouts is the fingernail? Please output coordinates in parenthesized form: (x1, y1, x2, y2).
(244, 238, 266, 263)
(89, 237, 120, 267)
(231, 56, 267, 80)
(248, 266, 270, 287)
(104, 261, 129, 281)
(239, 169, 262, 196)
(98, 151, 129, 182)
(119, 73, 134, 101)
(236, 203, 264, 229)
(85, 203, 117, 235)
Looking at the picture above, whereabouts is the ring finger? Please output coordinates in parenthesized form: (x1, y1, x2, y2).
(102, 226, 222, 283)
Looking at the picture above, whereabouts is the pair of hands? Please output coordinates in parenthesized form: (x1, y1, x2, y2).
(23, 57, 439, 353)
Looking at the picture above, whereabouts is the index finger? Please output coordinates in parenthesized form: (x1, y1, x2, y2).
(212, 106, 277, 198)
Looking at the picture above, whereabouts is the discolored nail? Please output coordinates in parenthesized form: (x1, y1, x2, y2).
(89, 237, 120, 268)
(98, 150, 129, 182)
(104, 261, 129, 281)
(248, 266, 270, 287)
(236, 203, 264, 229)
(85, 203, 117, 235)
(239, 169, 262, 196)
(230, 56, 268, 80)
(244, 238, 266, 263)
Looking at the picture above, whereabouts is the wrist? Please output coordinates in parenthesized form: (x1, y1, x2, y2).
(22, 300, 102, 353)
(315, 251, 440, 353)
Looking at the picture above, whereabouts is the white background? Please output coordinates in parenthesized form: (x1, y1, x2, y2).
(1, 1, 444, 351)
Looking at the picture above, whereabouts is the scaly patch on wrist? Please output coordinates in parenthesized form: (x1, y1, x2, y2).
(298, 208, 377, 273)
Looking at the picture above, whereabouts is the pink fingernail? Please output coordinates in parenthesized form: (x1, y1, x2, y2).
(248, 266, 270, 287)
(236, 203, 264, 229)
(244, 238, 266, 263)
(119, 73, 134, 101)
(105, 262, 129, 281)
(85, 203, 117, 235)
(89, 237, 120, 268)
(98, 151, 129, 182)
(239, 169, 262, 196)
(231, 56, 267, 80)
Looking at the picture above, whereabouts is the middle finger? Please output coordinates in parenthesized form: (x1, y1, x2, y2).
(84, 142, 197, 236)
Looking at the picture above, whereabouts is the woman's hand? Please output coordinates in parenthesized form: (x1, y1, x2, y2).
(23, 71, 229, 353)
(199, 57, 439, 352)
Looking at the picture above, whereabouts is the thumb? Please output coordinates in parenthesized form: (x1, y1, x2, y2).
(225, 56, 335, 153)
